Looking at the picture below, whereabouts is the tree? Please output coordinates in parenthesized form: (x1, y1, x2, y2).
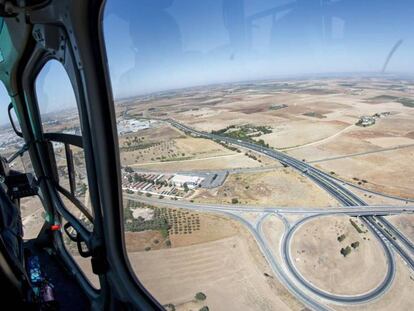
(231, 198, 239, 204)
(337, 234, 346, 242)
(199, 307, 209, 311)
(351, 241, 360, 249)
(340, 246, 352, 257)
(195, 292, 207, 301)
(163, 304, 176, 311)
(79, 183, 88, 195)
(183, 183, 189, 192)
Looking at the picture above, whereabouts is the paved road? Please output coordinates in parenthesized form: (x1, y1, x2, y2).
(281, 214, 396, 303)
(126, 194, 330, 310)
(126, 194, 412, 306)
(325, 174, 414, 203)
(374, 217, 414, 253)
(125, 194, 414, 216)
(168, 119, 413, 266)
(227, 212, 331, 311)
(166, 119, 414, 301)
(131, 118, 413, 308)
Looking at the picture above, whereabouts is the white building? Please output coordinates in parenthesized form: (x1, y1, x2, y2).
(357, 116, 375, 127)
(117, 119, 155, 135)
(171, 174, 204, 189)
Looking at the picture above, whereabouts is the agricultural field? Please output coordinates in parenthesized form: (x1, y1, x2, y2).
(118, 77, 414, 201)
(118, 121, 274, 171)
(192, 168, 338, 207)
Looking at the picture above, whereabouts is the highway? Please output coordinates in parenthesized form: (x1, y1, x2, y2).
(374, 217, 414, 253)
(281, 214, 395, 304)
(225, 212, 331, 311)
(126, 194, 331, 311)
(164, 119, 414, 304)
(126, 194, 413, 305)
(167, 119, 413, 268)
(124, 194, 414, 216)
(126, 117, 413, 309)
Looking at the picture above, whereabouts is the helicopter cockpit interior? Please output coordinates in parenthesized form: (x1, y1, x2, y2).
(0, 1, 163, 310)
(1, 1, 414, 311)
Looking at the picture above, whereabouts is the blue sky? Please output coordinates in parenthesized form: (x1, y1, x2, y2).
(1, 0, 414, 125)
(103, 0, 414, 99)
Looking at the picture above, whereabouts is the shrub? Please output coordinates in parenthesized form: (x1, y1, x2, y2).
(163, 304, 176, 311)
(340, 246, 352, 257)
(195, 292, 207, 301)
(337, 234, 346, 242)
(351, 241, 360, 249)
(349, 219, 364, 233)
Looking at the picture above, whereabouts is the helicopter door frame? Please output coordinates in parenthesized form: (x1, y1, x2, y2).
(0, 0, 164, 310)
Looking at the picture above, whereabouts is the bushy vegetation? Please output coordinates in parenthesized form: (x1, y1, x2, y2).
(124, 204, 169, 236)
(195, 292, 207, 301)
(351, 241, 360, 249)
(214, 140, 240, 152)
(340, 246, 352, 257)
(121, 141, 159, 152)
(163, 304, 176, 311)
(337, 234, 346, 242)
(199, 307, 209, 311)
(349, 218, 364, 234)
(124, 201, 201, 236)
(397, 97, 414, 108)
(211, 124, 272, 147)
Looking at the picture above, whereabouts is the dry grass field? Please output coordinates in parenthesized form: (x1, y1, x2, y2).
(261, 214, 286, 264)
(119, 122, 274, 171)
(127, 231, 303, 311)
(133, 152, 263, 171)
(14, 77, 414, 310)
(386, 214, 414, 243)
(119, 77, 414, 199)
(290, 215, 388, 296)
(331, 256, 414, 311)
(76, 209, 305, 311)
(192, 168, 338, 207)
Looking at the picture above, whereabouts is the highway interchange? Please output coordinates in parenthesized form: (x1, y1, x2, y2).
(127, 118, 414, 310)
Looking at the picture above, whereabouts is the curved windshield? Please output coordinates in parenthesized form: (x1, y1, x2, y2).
(99, 1, 414, 310)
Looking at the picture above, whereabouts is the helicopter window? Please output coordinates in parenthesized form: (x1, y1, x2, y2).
(103, 0, 414, 308)
(20, 196, 46, 239)
(34, 60, 98, 289)
(35, 60, 90, 201)
(35, 60, 81, 134)
(0, 82, 24, 160)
